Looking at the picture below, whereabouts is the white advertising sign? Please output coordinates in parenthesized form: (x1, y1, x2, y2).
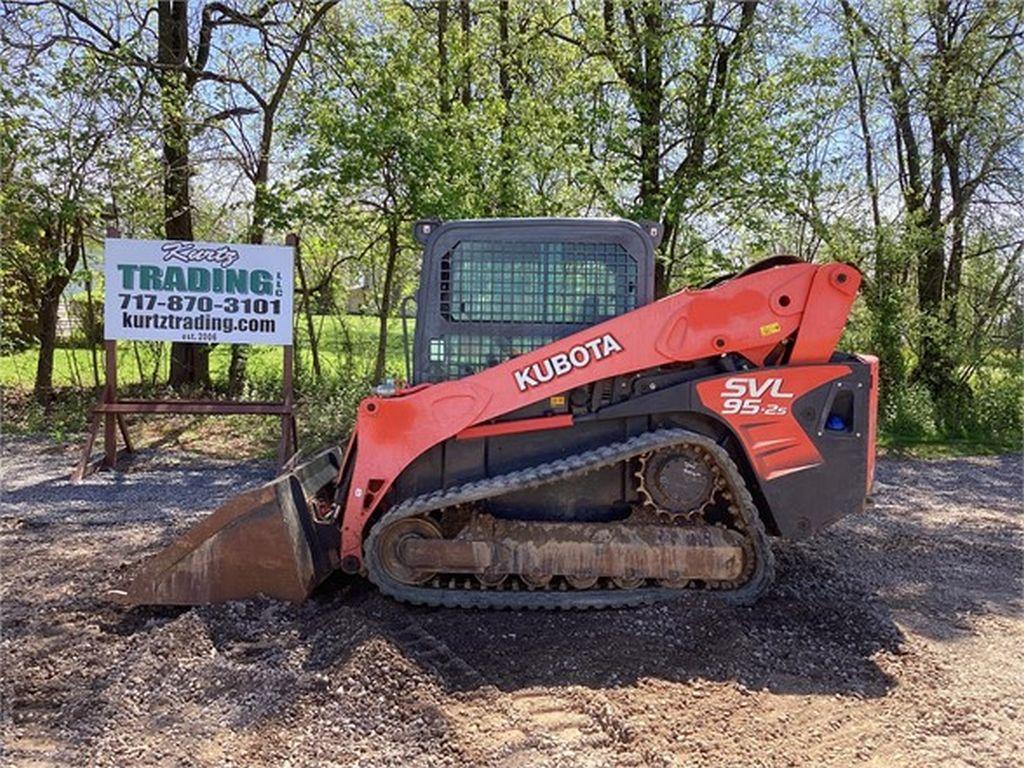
(104, 239, 294, 345)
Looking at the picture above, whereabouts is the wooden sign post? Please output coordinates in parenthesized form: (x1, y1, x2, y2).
(72, 232, 299, 482)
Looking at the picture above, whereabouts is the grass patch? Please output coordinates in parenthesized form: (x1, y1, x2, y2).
(1, 313, 408, 457)
(0, 314, 411, 391)
(879, 433, 1021, 459)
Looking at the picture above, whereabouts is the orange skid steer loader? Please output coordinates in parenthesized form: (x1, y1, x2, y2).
(114, 218, 877, 610)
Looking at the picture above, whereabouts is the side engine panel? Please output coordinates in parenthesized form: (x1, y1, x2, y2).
(692, 359, 874, 537)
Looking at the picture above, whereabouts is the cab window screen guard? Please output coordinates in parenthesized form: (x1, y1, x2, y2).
(440, 240, 638, 325)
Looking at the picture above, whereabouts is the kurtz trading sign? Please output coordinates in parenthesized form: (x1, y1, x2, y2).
(104, 239, 294, 345)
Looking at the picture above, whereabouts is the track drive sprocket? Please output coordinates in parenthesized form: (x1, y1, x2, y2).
(635, 444, 724, 522)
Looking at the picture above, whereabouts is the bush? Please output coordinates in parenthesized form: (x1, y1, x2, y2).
(67, 292, 103, 346)
(295, 375, 372, 449)
(2, 386, 96, 440)
(884, 382, 937, 440)
(970, 366, 1023, 444)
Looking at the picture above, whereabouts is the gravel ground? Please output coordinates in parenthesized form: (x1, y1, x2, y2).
(1, 436, 1021, 767)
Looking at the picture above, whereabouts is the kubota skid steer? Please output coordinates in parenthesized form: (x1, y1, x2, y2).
(115, 218, 877, 609)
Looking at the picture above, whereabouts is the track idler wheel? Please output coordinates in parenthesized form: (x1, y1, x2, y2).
(565, 574, 599, 590)
(376, 517, 443, 585)
(521, 573, 553, 590)
(476, 571, 507, 588)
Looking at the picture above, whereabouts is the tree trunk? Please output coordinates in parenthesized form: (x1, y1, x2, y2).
(496, 0, 514, 213)
(942, 137, 965, 329)
(168, 343, 210, 392)
(77, 222, 101, 387)
(437, 1, 450, 115)
(459, 0, 471, 108)
(373, 218, 401, 384)
(912, 113, 959, 423)
(225, 0, 328, 393)
(654, 219, 674, 298)
(876, 43, 955, 414)
(845, 20, 903, 401)
(636, 50, 662, 221)
(33, 287, 61, 404)
(846, 32, 881, 235)
(226, 148, 273, 397)
(225, 346, 248, 397)
(653, 1, 755, 297)
(631, 7, 665, 294)
(33, 221, 78, 404)
(159, 0, 209, 392)
(294, 236, 323, 381)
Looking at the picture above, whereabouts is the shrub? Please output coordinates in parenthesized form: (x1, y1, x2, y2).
(67, 292, 103, 346)
(295, 375, 371, 449)
(970, 366, 1023, 444)
(884, 382, 937, 440)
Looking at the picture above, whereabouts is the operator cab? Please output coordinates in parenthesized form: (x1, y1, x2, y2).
(409, 218, 660, 384)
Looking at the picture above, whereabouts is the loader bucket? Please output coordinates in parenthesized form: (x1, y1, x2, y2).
(111, 446, 344, 606)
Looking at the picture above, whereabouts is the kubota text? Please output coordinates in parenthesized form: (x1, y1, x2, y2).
(514, 333, 623, 391)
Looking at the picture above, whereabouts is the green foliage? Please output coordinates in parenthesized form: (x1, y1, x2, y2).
(964, 362, 1024, 444)
(67, 291, 103, 346)
(292, 375, 371, 451)
(1, 0, 1021, 454)
(884, 382, 938, 441)
(1, 386, 98, 442)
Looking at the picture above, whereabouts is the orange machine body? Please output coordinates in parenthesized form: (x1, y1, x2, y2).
(337, 261, 863, 569)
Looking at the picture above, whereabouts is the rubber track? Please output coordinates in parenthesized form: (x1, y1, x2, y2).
(363, 428, 774, 610)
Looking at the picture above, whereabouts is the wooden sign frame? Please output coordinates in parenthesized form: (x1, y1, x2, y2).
(71, 232, 299, 482)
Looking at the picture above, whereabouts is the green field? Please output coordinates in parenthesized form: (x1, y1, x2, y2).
(0, 314, 411, 393)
